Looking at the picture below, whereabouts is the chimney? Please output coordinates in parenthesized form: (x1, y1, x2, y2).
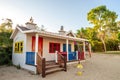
(59, 26, 66, 35)
(25, 17, 37, 29)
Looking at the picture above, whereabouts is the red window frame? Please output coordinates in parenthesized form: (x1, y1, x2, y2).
(49, 42, 60, 53)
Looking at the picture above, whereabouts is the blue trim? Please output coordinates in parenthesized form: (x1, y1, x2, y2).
(26, 52, 35, 65)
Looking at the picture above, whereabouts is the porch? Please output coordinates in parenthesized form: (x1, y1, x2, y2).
(26, 33, 89, 62)
(25, 33, 91, 77)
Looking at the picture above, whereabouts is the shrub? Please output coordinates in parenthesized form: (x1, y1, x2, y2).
(106, 39, 119, 51)
(92, 41, 104, 52)
(0, 47, 12, 65)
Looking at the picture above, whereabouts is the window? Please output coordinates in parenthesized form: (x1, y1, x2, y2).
(14, 41, 23, 53)
(63, 44, 71, 52)
(19, 42, 23, 53)
(49, 42, 60, 53)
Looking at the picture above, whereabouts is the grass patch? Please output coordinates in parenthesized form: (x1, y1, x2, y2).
(95, 51, 120, 54)
(105, 51, 120, 54)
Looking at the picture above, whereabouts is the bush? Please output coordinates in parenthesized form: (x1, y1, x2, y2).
(106, 39, 119, 51)
(0, 47, 12, 65)
(92, 41, 104, 52)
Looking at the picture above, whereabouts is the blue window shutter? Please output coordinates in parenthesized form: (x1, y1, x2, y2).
(63, 44, 71, 52)
(68, 44, 71, 52)
(63, 44, 66, 52)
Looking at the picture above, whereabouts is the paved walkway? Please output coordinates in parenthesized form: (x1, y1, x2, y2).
(0, 53, 120, 80)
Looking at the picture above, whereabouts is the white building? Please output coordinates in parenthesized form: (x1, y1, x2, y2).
(10, 18, 91, 77)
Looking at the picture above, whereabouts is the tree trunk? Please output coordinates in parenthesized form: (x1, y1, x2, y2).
(101, 38, 106, 52)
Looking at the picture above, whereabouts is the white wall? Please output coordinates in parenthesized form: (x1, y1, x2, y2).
(12, 31, 36, 72)
(26, 34, 32, 52)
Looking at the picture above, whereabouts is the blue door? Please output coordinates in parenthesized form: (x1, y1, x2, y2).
(63, 44, 76, 61)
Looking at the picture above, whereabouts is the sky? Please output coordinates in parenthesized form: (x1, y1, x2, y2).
(0, 0, 120, 32)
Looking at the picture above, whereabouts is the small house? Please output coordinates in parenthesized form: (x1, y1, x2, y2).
(10, 18, 91, 77)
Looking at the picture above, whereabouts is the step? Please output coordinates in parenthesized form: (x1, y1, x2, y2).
(46, 67, 64, 75)
(46, 60, 55, 63)
(46, 64, 60, 70)
(46, 61, 56, 66)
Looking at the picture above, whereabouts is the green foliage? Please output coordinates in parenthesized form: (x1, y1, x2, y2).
(118, 32, 120, 41)
(76, 27, 87, 38)
(0, 47, 12, 65)
(106, 39, 119, 51)
(87, 38, 119, 52)
(77, 27, 97, 40)
(92, 41, 104, 52)
(87, 5, 117, 28)
(87, 5, 118, 52)
(0, 32, 13, 47)
(77, 6, 119, 52)
(76, 5, 119, 52)
(0, 18, 13, 65)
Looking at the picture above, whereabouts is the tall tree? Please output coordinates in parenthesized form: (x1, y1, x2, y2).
(87, 5, 118, 52)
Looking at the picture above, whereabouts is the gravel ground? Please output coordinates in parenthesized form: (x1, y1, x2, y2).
(0, 53, 120, 80)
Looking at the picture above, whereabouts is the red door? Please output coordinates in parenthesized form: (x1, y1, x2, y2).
(38, 37, 43, 56)
(32, 36, 43, 56)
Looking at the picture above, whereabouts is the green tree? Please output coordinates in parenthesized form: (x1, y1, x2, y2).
(0, 18, 13, 65)
(0, 18, 13, 47)
(77, 27, 98, 46)
(87, 5, 118, 52)
(118, 32, 120, 41)
(76, 27, 87, 38)
(0, 18, 12, 32)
